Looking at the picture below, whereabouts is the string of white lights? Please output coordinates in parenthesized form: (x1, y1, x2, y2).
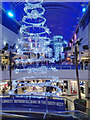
(17, 0, 51, 56)
(9, 76, 62, 97)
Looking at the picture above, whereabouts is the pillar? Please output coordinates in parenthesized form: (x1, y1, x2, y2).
(79, 51, 81, 63)
(85, 81, 88, 98)
(68, 80, 71, 95)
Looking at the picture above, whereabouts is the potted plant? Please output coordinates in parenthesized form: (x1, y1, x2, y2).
(83, 45, 89, 50)
(74, 99, 87, 112)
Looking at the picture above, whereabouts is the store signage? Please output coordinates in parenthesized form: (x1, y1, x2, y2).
(1, 97, 65, 112)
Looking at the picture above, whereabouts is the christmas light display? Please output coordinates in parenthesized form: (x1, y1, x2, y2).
(18, 0, 51, 55)
(12, 0, 66, 97)
(9, 76, 62, 96)
(51, 35, 68, 61)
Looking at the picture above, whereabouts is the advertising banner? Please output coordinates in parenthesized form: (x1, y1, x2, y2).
(0, 96, 65, 112)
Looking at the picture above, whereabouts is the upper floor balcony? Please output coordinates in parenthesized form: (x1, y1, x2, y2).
(1, 64, 90, 81)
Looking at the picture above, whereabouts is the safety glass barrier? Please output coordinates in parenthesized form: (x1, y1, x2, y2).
(1, 63, 90, 71)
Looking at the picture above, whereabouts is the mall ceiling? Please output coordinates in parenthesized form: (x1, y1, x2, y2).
(1, 0, 89, 43)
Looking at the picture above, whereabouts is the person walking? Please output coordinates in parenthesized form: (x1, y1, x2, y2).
(80, 61, 83, 70)
(84, 60, 89, 70)
(2, 88, 5, 96)
(65, 100, 68, 111)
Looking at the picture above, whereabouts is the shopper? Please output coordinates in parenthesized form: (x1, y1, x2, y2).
(65, 100, 68, 111)
(84, 60, 89, 70)
(2, 64, 4, 71)
(2, 88, 5, 95)
(14, 88, 17, 94)
(46, 86, 49, 92)
(80, 61, 83, 70)
(5, 63, 7, 70)
(22, 87, 25, 92)
(14, 85, 18, 94)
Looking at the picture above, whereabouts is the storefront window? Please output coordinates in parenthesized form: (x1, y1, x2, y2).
(70, 81, 77, 94)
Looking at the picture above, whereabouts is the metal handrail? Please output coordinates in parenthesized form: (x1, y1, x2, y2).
(1, 95, 90, 120)
(0, 112, 30, 118)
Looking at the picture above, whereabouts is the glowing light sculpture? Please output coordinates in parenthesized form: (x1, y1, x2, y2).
(51, 35, 67, 62)
(9, 76, 62, 97)
(18, 0, 51, 56)
(16, 0, 52, 74)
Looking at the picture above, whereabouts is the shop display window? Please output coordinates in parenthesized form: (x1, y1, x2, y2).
(70, 81, 77, 94)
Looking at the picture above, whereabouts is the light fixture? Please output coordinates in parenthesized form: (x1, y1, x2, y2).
(61, 47, 63, 52)
(82, 8, 86, 12)
(3, 41, 6, 45)
(16, 45, 18, 49)
(7, 11, 14, 18)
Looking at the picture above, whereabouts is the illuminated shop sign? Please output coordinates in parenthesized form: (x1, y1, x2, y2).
(1, 97, 65, 112)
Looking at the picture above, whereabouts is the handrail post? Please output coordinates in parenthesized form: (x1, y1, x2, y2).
(46, 96, 48, 113)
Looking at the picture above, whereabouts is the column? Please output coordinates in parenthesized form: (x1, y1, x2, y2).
(85, 81, 88, 98)
(68, 80, 71, 95)
(79, 51, 81, 63)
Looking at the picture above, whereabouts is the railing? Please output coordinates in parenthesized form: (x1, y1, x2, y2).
(0, 95, 90, 120)
(1, 63, 90, 71)
(0, 95, 90, 114)
(15, 64, 81, 70)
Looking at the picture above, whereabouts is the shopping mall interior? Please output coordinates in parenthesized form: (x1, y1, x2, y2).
(0, 0, 90, 120)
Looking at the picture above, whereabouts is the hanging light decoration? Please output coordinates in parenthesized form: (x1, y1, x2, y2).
(15, 0, 53, 74)
(9, 76, 62, 97)
(51, 35, 67, 62)
(11, 0, 66, 97)
(17, 0, 51, 56)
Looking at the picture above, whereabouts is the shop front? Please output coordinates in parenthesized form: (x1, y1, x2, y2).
(67, 80, 86, 96)
(70, 81, 77, 95)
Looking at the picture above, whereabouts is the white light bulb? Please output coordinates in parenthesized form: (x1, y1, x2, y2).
(3, 41, 6, 45)
(16, 45, 18, 49)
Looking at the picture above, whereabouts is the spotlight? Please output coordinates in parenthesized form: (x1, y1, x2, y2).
(7, 11, 14, 18)
(82, 8, 86, 12)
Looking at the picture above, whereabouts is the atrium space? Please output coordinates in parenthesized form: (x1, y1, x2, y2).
(0, 0, 90, 120)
